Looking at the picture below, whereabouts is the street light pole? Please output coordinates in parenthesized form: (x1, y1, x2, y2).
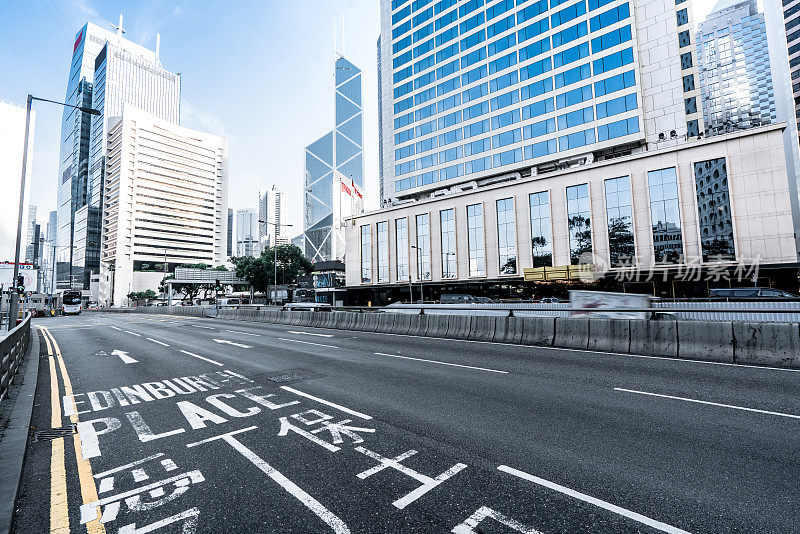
(7, 94, 99, 329)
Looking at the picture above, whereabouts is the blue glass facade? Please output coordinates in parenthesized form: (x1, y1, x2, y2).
(384, 0, 643, 198)
(304, 56, 364, 262)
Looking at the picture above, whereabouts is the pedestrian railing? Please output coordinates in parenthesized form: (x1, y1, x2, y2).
(0, 313, 31, 402)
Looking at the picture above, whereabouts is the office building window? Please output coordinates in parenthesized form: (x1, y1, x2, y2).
(360, 225, 371, 283)
(416, 213, 432, 280)
(647, 167, 683, 264)
(466, 203, 486, 276)
(377, 221, 389, 282)
(566, 184, 592, 264)
(396, 218, 409, 281)
(440, 209, 457, 278)
(694, 158, 735, 261)
(497, 198, 518, 274)
(604, 176, 635, 267)
(529, 191, 553, 267)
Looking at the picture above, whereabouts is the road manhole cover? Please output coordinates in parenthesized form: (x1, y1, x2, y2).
(267, 373, 304, 383)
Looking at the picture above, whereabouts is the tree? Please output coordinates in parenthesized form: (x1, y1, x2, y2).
(232, 245, 312, 294)
(158, 263, 230, 302)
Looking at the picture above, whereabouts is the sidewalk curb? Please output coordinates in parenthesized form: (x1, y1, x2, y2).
(0, 328, 40, 534)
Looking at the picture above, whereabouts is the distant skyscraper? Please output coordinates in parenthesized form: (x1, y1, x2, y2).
(58, 20, 180, 290)
(236, 209, 260, 257)
(44, 211, 57, 293)
(227, 208, 234, 258)
(780, 0, 800, 141)
(99, 104, 228, 306)
(259, 186, 288, 248)
(303, 55, 364, 263)
(24, 205, 37, 263)
(697, 0, 776, 136)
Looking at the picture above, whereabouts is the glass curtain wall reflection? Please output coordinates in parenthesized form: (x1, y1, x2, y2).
(648, 168, 684, 263)
(466, 204, 485, 277)
(440, 209, 456, 278)
(566, 184, 592, 264)
(694, 158, 735, 260)
(360, 225, 371, 283)
(395, 218, 409, 281)
(377, 221, 389, 282)
(604, 176, 635, 266)
(415, 214, 431, 280)
(529, 192, 552, 267)
(496, 198, 518, 274)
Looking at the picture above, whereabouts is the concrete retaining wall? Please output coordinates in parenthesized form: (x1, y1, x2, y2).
(97, 307, 800, 369)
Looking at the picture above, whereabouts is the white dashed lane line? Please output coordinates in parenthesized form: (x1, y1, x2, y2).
(374, 352, 508, 374)
(179, 350, 223, 367)
(277, 338, 338, 349)
(146, 337, 170, 347)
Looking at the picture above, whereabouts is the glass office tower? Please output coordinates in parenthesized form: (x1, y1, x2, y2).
(378, 0, 703, 202)
(57, 22, 180, 290)
(696, 0, 776, 136)
(303, 55, 365, 262)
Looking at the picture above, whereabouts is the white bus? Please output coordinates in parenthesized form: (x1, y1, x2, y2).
(60, 290, 82, 315)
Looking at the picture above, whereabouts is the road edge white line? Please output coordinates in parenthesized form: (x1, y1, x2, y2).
(498, 465, 691, 534)
(280, 386, 372, 420)
(123, 330, 141, 337)
(277, 338, 338, 349)
(614, 387, 800, 420)
(287, 330, 335, 338)
(146, 337, 169, 346)
(375, 352, 508, 374)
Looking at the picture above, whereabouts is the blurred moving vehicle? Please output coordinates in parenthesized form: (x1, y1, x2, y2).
(440, 294, 481, 304)
(709, 287, 799, 299)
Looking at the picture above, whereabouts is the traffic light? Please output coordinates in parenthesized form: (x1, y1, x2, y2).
(16, 275, 24, 294)
(215, 279, 221, 292)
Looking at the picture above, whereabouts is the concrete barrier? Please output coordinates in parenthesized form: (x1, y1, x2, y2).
(408, 314, 430, 336)
(494, 316, 523, 344)
(352, 313, 367, 331)
(677, 320, 733, 362)
(553, 318, 589, 350)
(319, 312, 335, 329)
(733, 322, 800, 367)
(588, 319, 630, 353)
(390, 313, 412, 335)
(445, 315, 472, 340)
(362, 313, 380, 333)
(339, 312, 358, 331)
(375, 313, 395, 333)
(519, 316, 555, 346)
(469, 316, 496, 342)
(629, 320, 677, 357)
(426, 315, 450, 338)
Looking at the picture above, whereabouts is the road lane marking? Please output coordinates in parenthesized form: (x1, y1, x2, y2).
(614, 387, 800, 420)
(123, 330, 141, 336)
(108, 325, 122, 331)
(146, 337, 170, 347)
(180, 349, 224, 367)
(498, 465, 690, 534)
(287, 330, 334, 338)
(277, 337, 338, 349)
(191, 324, 215, 330)
(93, 453, 165, 479)
(375, 352, 508, 374)
(280, 386, 372, 420)
(213, 338, 252, 348)
(45, 327, 70, 534)
(187, 426, 350, 534)
(41, 327, 106, 533)
(111, 349, 138, 364)
(225, 329, 262, 336)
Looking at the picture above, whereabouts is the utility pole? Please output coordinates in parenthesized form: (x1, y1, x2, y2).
(258, 220, 293, 304)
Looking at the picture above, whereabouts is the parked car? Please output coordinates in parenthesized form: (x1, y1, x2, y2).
(709, 287, 799, 299)
(440, 294, 480, 304)
(539, 297, 560, 303)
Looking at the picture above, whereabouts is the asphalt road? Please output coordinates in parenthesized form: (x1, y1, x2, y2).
(11, 311, 800, 533)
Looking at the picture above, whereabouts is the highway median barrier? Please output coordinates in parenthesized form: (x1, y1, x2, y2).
(375, 313, 395, 333)
(519, 316, 555, 347)
(677, 320, 734, 362)
(389, 313, 412, 335)
(494, 316, 523, 344)
(629, 319, 677, 357)
(445, 315, 472, 340)
(733, 322, 800, 367)
(425, 314, 450, 338)
(588, 319, 630, 354)
(469, 316, 497, 342)
(362, 313, 380, 332)
(553, 317, 589, 350)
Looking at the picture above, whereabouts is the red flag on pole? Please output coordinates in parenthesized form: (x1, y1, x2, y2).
(351, 179, 363, 199)
(341, 181, 352, 195)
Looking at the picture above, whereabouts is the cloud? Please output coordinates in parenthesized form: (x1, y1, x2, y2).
(181, 100, 235, 143)
(66, 0, 98, 19)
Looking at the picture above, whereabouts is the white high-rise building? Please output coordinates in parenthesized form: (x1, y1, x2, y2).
(259, 187, 289, 248)
(236, 209, 260, 257)
(24, 205, 38, 263)
(58, 19, 181, 290)
(99, 104, 228, 306)
(0, 101, 35, 263)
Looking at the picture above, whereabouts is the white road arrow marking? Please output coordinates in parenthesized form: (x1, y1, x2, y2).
(213, 339, 252, 349)
(112, 350, 138, 364)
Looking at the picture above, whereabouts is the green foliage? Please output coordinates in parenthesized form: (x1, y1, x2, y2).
(126, 289, 157, 304)
(158, 264, 231, 301)
(232, 245, 312, 293)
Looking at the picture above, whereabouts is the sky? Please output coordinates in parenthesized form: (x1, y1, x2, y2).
(0, 0, 736, 239)
(0, 0, 381, 238)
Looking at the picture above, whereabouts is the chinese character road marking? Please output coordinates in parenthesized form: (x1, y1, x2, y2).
(451, 506, 542, 534)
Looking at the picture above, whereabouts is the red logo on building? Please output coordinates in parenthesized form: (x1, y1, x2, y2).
(73, 29, 84, 53)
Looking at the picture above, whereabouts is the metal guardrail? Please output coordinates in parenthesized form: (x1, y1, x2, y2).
(0, 313, 31, 402)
